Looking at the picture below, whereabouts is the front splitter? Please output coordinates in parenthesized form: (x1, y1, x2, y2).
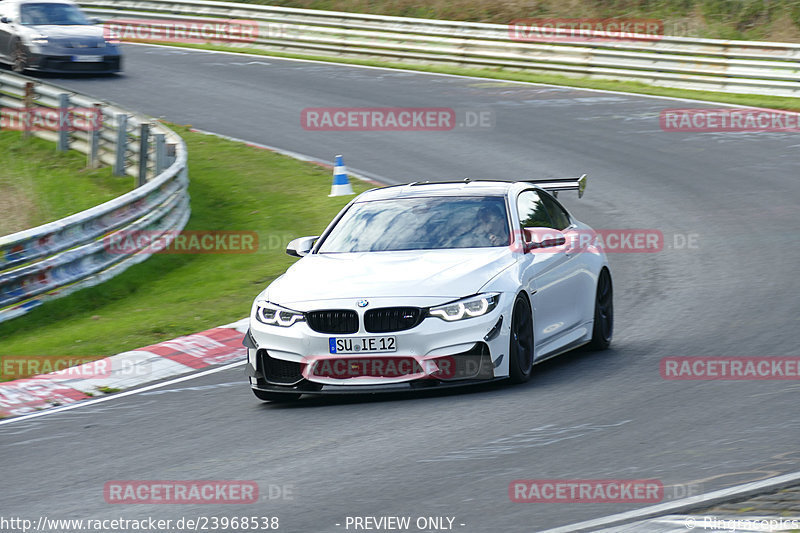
(252, 378, 505, 396)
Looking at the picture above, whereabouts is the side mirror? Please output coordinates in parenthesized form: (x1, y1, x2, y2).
(286, 236, 318, 258)
(523, 227, 566, 252)
(1, 17, 12, 24)
(89, 17, 101, 24)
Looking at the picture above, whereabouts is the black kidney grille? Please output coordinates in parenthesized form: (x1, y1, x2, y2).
(364, 307, 423, 333)
(306, 310, 359, 334)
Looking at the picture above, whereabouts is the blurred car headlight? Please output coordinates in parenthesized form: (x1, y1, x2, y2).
(429, 293, 500, 321)
(255, 302, 305, 327)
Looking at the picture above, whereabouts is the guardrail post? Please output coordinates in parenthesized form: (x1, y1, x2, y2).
(88, 103, 102, 168)
(137, 122, 150, 187)
(166, 143, 177, 168)
(23, 82, 34, 138)
(154, 132, 166, 174)
(57, 93, 70, 152)
(113, 113, 127, 176)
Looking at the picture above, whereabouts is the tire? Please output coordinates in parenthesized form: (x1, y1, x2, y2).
(508, 294, 534, 384)
(252, 389, 301, 403)
(12, 41, 28, 73)
(588, 268, 613, 350)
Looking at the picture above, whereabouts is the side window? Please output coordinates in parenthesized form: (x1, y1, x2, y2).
(540, 193, 571, 231)
(516, 190, 553, 228)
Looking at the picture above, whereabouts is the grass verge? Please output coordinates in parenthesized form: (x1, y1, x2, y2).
(144, 43, 800, 111)
(0, 131, 133, 236)
(0, 125, 369, 380)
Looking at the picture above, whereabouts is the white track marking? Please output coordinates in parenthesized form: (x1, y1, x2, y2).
(0, 360, 245, 427)
(538, 471, 800, 533)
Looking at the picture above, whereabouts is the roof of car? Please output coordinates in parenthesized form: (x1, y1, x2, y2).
(357, 180, 529, 201)
(7, 0, 80, 5)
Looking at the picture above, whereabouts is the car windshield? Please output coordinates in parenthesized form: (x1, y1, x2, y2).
(20, 3, 90, 25)
(318, 195, 511, 252)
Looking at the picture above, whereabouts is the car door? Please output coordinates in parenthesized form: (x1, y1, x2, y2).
(515, 189, 585, 359)
(539, 190, 597, 325)
(0, 3, 14, 60)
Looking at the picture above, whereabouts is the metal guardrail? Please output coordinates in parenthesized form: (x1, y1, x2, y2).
(0, 71, 190, 323)
(80, 0, 800, 97)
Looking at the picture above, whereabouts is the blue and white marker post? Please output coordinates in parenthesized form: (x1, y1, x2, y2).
(329, 154, 354, 196)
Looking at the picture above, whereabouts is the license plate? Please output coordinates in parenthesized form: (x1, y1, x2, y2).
(329, 336, 396, 354)
(72, 55, 103, 62)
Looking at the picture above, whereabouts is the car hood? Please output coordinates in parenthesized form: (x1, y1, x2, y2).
(267, 248, 516, 305)
(26, 24, 105, 42)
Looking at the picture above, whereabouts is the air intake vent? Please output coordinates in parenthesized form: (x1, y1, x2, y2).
(259, 350, 303, 385)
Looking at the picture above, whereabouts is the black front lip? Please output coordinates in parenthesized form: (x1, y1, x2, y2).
(251, 377, 504, 396)
(27, 52, 121, 73)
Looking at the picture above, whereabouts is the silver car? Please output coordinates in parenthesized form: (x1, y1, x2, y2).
(0, 0, 120, 73)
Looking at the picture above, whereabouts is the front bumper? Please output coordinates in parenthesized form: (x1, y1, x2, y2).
(249, 376, 506, 396)
(28, 51, 121, 73)
(246, 295, 512, 393)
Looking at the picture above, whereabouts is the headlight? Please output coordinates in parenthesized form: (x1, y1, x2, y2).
(429, 293, 500, 321)
(255, 302, 305, 327)
(31, 36, 49, 45)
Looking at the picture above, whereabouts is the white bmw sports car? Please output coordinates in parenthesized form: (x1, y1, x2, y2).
(244, 177, 612, 402)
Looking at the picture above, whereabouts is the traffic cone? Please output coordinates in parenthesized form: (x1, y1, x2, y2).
(329, 154, 354, 196)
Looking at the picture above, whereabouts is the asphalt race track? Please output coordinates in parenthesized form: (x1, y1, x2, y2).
(2, 45, 799, 531)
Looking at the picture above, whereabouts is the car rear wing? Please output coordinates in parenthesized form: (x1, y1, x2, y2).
(526, 174, 587, 198)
